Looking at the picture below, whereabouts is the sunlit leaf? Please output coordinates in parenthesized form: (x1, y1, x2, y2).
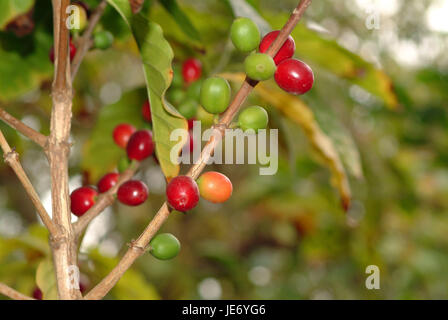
(107, 0, 187, 180)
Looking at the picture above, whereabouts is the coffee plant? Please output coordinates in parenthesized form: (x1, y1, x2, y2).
(1, 0, 443, 301)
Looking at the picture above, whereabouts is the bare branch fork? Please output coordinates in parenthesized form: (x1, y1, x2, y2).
(73, 162, 140, 237)
(0, 108, 47, 148)
(85, 0, 313, 300)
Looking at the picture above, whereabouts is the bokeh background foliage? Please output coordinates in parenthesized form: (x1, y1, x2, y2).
(0, 0, 448, 299)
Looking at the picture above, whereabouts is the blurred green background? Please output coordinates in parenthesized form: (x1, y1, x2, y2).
(1, 0, 448, 299)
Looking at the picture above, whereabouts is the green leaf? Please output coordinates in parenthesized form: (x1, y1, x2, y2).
(158, 0, 201, 41)
(36, 259, 58, 300)
(81, 90, 146, 183)
(0, 27, 53, 101)
(0, 0, 34, 30)
(107, 0, 187, 180)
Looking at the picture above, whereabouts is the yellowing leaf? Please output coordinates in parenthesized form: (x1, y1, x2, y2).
(36, 259, 58, 300)
(222, 73, 351, 210)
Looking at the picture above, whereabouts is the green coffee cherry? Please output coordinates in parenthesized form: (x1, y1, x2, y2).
(244, 53, 276, 81)
(150, 233, 181, 260)
(186, 80, 203, 101)
(93, 30, 114, 50)
(238, 106, 269, 132)
(200, 77, 231, 114)
(117, 156, 131, 173)
(230, 17, 260, 52)
(177, 98, 198, 119)
(167, 88, 186, 106)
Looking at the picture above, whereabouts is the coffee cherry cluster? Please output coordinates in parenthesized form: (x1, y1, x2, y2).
(166, 59, 203, 121)
(165, 58, 209, 153)
(230, 18, 314, 95)
(70, 99, 156, 216)
(49, 1, 115, 64)
(165, 171, 233, 213)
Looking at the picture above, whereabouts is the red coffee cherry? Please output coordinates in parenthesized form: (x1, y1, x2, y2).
(188, 118, 195, 130)
(32, 287, 43, 300)
(70, 186, 98, 217)
(49, 39, 77, 63)
(166, 176, 199, 212)
(142, 99, 152, 122)
(79, 279, 88, 294)
(274, 58, 314, 95)
(117, 180, 148, 206)
(188, 131, 194, 153)
(70, 41, 77, 60)
(126, 129, 154, 161)
(197, 171, 233, 203)
(259, 30, 295, 65)
(182, 58, 202, 84)
(97, 172, 119, 193)
(113, 123, 136, 149)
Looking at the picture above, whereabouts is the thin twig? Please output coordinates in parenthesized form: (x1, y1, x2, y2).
(0, 108, 47, 148)
(85, 0, 312, 300)
(0, 283, 35, 300)
(71, 0, 108, 81)
(73, 162, 140, 236)
(0, 129, 58, 236)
